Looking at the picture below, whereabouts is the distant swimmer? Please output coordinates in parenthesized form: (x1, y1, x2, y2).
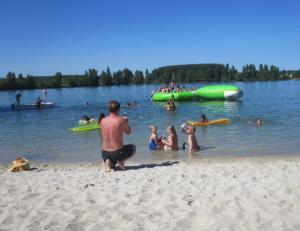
(164, 102, 176, 111)
(35, 97, 42, 109)
(256, 118, 263, 126)
(16, 92, 22, 105)
(161, 125, 179, 151)
(200, 114, 208, 123)
(148, 125, 163, 150)
(124, 101, 138, 108)
(182, 124, 200, 154)
(164, 95, 176, 111)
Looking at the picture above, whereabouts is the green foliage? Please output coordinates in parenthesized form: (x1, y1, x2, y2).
(121, 68, 133, 85)
(99, 67, 113, 86)
(0, 64, 298, 90)
(133, 70, 144, 84)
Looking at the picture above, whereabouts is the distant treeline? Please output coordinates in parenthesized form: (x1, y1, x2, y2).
(0, 64, 300, 90)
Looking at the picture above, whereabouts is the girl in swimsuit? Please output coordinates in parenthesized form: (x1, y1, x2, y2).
(162, 125, 179, 151)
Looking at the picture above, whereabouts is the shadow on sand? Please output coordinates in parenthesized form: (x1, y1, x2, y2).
(125, 161, 179, 171)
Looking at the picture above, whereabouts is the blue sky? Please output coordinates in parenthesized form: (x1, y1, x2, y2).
(0, 0, 300, 76)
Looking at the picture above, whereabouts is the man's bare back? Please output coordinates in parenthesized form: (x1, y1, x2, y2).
(101, 114, 131, 151)
(100, 100, 135, 172)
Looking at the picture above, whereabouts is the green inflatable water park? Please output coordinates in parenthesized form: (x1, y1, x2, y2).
(151, 85, 243, 101)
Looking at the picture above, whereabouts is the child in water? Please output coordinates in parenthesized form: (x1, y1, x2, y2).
(200, 114, 208, 123)
(161, 125, 179, 151)
(98, 113, 105, 125)
(182, 124, 200, 154)
(148, 125, 163, 150)
(256, 118, 263, 126)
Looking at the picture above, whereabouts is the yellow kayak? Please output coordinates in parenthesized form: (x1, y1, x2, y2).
(187, 118, 230, 126)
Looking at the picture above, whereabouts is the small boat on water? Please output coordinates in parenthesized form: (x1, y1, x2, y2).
(11, 102, 55, 110)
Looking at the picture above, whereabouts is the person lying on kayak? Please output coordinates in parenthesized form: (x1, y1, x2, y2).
(200, 114, 209, 123)
(80, 115, 96, 124)
(182, 125, 200, 154)
(148, 125, 163, 150)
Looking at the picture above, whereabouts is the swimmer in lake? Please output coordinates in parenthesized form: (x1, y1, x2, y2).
(256, 118, 262, 126)
(200, 114, 208, 123)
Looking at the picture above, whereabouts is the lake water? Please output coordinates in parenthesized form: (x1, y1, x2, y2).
(0, 81, 300, 164)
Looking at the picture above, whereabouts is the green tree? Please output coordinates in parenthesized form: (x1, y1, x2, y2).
(113, 71, 122, 85)
(6, 72, 17, 89)
(26, 74, 36, 89)
(53, 72, 63, 87)
(99, 69, 113, 86)
(133, 70, 144, 84)
(85, 69, 99, 86)
(269, 65, 280, 80)
(144, 69, 150, 84)
(121, 68, 133, 85)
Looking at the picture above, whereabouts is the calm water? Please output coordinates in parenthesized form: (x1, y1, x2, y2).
(0, 81, 300, 164)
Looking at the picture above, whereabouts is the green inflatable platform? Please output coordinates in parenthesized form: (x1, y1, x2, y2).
(151, 85, 243, 101)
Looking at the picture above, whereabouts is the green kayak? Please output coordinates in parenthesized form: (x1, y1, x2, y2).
(151, 85, 243, 101)
(69, 123, 99, 132)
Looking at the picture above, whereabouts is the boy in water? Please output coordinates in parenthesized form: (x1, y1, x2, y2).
(182, 124, 200, 154)
(148, 125, 163, 150)
(200, 114, 208, 123)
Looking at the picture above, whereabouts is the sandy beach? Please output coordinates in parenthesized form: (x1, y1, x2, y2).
(0, 156, 300, 231)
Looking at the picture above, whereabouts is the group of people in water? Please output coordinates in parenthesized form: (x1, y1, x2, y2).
(148, 114, 210, 153)
(96, 99, 214, 172)
(148, 124, 200, 154)
(96, 99, 263, 173)
(153, 84, 196, 94)
(12, 89, 48, 109)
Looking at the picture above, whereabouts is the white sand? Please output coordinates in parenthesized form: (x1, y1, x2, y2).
(0, 156, 300, 231)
